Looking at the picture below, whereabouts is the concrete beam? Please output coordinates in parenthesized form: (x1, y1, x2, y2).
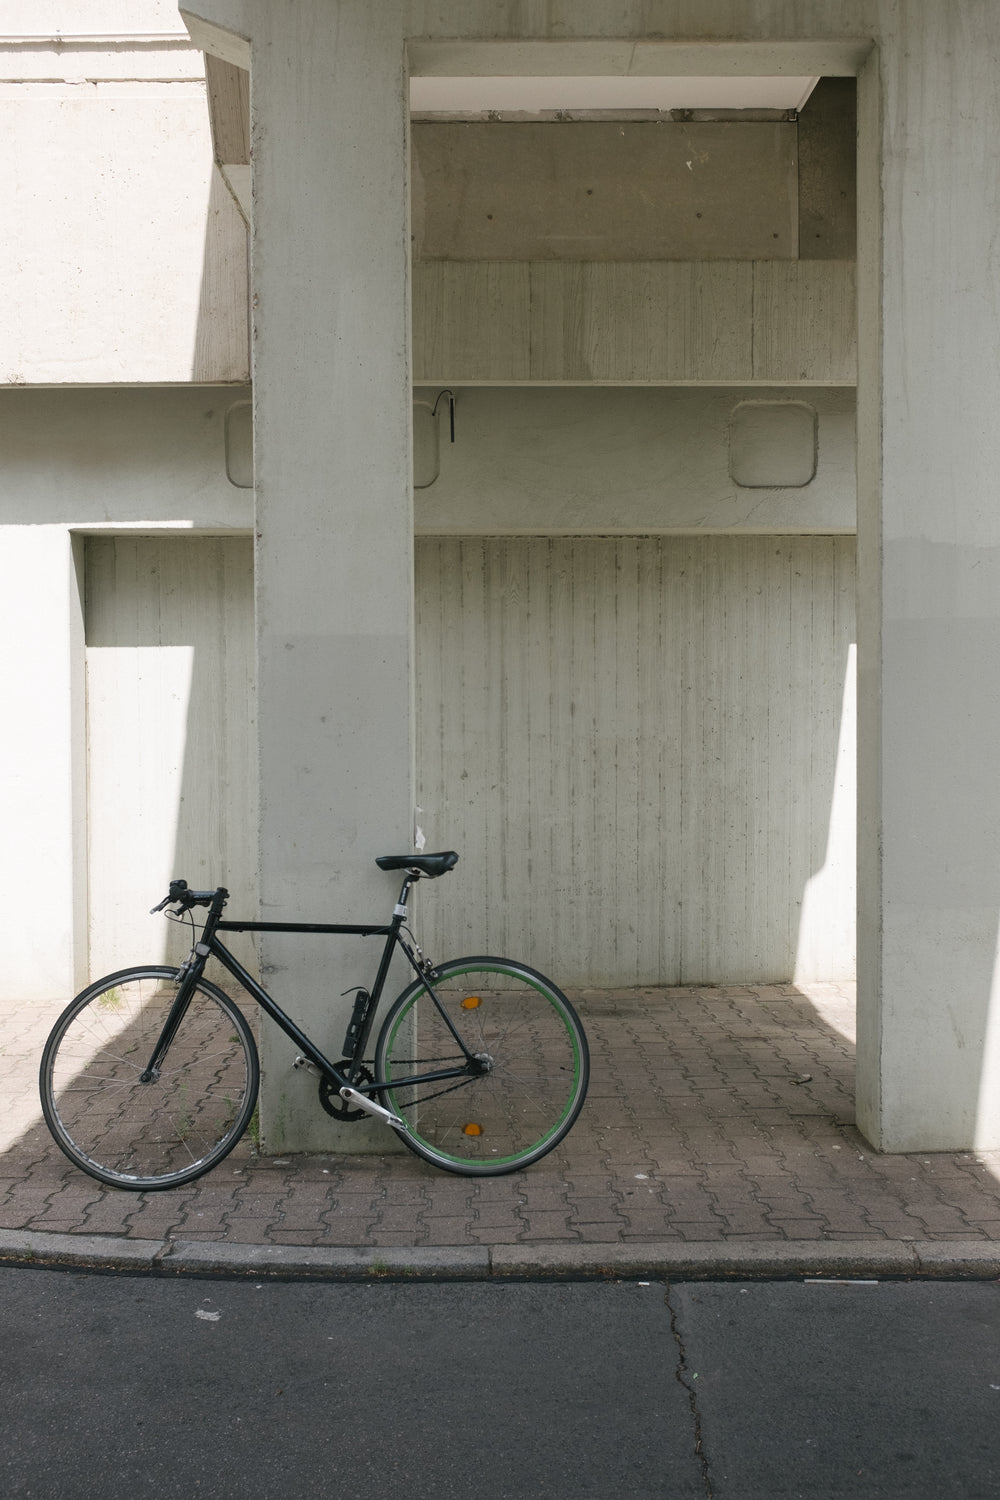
(407, 39, 874, 79)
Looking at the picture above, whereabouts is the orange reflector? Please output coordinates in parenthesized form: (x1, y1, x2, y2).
(463, 1123, 483, 1137)
(461, 995, 482, 1009)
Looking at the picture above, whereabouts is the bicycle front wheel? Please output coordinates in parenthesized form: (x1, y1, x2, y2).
(39, 966, 259, 1191)
(374, 957, 589, 1175)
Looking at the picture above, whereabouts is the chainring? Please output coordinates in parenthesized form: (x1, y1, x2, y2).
(318, 1063, 377, 1122)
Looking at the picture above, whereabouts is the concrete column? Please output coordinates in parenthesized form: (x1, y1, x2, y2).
(857, 3, 1000, 1150)
(185, 1, 414, 1150)
(0, 527, 86, 1000)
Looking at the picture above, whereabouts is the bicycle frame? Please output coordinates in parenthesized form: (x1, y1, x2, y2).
(144, 877, 479, 1106)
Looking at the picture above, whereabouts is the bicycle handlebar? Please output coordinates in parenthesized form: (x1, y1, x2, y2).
(150, 879, 227, 915)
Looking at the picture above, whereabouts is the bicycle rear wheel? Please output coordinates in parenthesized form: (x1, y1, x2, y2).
(39, 966, 259, 1191)
(374, 957, 589, 1176)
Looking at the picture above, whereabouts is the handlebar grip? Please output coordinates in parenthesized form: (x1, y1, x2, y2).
(150, 878, 231, 915)
(150, 879, 189, 914)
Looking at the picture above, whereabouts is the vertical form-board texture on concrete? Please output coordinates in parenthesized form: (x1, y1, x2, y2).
(82, 532, 855, 989)
(415, 535, 856, 987)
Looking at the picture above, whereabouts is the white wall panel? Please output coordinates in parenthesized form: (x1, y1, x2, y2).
(414, 535, 856, 986)
(85, 536, 256, 974)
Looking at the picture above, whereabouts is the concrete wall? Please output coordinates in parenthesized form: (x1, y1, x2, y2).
(0, 381, 856, 1008)
(412, 83, 856, 262)
(171, 0, 1000, 1155)
(0, 388, 252, 528)
(413, 259, 856, 386)
(0, 12, 247, 384)
(413, 120, 802, 260)
(0, 528, 86, 998)
(84, 534, 257, 976)
(17, 0, 1000, 1153)
(0, 386, 251, 1000)
(0, 382, 853, 541)
(416, 534, 856, 986)
(414, 386, 855, 534)
(65, 521, 858, 999)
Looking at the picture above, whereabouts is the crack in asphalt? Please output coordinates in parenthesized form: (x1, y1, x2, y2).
(666, 1281, 714, 1499)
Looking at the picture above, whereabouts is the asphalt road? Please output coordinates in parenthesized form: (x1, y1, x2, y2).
(2, 1269, 999, 1498)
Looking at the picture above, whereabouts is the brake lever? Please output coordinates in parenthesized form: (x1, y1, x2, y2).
(151, 878, 190, 915)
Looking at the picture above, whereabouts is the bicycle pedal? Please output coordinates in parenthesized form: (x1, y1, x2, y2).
(338, 1087, 406, 1131)
(292, 1055, 320, 1077)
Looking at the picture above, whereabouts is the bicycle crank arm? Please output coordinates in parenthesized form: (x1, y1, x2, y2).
(338, 1087, 406, 1131)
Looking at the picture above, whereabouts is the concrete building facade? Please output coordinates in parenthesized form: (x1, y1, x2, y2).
(2, 0, 997, 1155)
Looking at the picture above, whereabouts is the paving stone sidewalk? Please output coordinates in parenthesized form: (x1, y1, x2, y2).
(3, 983, 1000, 1270)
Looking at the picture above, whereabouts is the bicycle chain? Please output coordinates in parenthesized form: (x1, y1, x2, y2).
(380, 1056, 477, 1112)
(320, 1062, 476, 1122)
(322, 1055, 478, 1118)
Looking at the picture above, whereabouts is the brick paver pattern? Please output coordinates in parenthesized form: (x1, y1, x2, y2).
(4, 983, 1000, 1249)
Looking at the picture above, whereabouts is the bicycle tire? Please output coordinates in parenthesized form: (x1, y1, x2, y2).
(39, 966, 259, 1191)
(374, 956, 589, 1176)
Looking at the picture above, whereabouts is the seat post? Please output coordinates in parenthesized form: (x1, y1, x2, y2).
(394, 874, 415, 919)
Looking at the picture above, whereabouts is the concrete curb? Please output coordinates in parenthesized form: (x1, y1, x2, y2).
(0, 1228, 165, 1270)
(1, 1228, 998, 1281)
(161, 1241, 492, 1278)
(488, 1240, 924, 1279)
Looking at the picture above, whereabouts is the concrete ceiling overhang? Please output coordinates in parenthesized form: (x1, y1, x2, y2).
(182, 21, 873, 227)
(409, 74, 819, 115)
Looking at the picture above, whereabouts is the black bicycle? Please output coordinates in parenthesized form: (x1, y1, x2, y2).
(38, 853, 589, 1191)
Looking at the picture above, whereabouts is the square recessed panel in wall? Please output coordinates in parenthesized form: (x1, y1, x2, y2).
(225, 400, 253, 488)
(225, 398, 447, 490)
(729, 401, 817, 488)
(413, 400, 440, 488)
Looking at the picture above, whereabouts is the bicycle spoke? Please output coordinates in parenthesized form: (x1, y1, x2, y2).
(376, 958, 588, 1174)
(40, 969, 259, 1191)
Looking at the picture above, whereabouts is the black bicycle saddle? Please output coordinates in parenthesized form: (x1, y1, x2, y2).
(375, 851, 459, 878)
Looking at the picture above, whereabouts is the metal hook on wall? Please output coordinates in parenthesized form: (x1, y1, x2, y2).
(431, 389, 456, 443)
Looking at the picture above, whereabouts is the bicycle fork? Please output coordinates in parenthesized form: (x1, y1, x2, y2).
(139, 892, 224, 1082)
(138, 953, 207, 1082)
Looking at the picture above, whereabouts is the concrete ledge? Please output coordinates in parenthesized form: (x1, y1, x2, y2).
(0, 1228, 165, 1269)
(161, 1241, 493, 1279)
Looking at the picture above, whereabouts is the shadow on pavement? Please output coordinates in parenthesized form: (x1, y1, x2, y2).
(2, 982, 1000, 1252)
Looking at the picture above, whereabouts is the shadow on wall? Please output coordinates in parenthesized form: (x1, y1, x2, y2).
(191, 165, 250, 383)
(83, 535, 257, 978)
